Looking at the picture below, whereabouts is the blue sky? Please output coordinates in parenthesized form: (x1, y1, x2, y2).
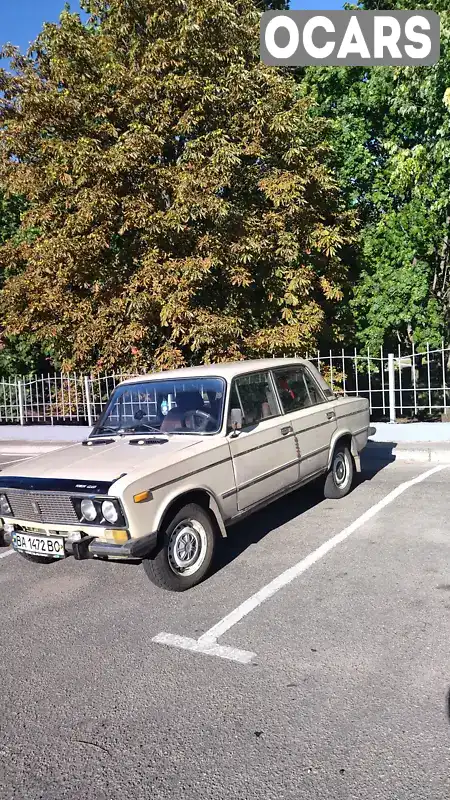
(2, 0, 344, 52)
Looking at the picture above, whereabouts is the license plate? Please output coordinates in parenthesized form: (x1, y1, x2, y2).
(13, 532, 66, 559)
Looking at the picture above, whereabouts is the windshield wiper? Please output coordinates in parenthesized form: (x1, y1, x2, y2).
(95, 423, 171, 436)
(131, 422, 164, 434)
(119, 424, 171, 435)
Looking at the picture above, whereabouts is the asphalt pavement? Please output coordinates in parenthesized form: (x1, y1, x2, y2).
(0, 453, 450, 799)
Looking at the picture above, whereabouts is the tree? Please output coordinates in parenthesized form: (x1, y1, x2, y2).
(0, 0, 353, 372)
(0, 192, 24, 246)
(258, 0, 289, 8)
(0, 190, 51, 375)
(304, 1, 450, 351)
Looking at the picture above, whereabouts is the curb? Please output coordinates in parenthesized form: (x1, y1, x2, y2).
(394, 449, 450, 464)
(365, 445, 450, 464)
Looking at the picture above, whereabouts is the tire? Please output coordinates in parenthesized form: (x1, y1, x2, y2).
(324, 443, 354, 499)
(143, 503, 217, 592)
(18, 552, 58, 564)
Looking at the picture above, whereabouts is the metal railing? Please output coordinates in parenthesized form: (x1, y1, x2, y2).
(305, 342, 450, 420)
(0, 342, 449, 425)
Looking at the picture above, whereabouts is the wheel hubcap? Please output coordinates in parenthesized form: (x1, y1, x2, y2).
(168, 519, 207, 576)
(333, 453, 348, 487)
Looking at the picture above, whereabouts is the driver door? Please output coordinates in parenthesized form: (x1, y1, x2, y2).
(228, 370, 299, 512)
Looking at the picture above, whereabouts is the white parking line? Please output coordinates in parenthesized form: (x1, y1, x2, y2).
(0, 549, 14, 560)
(153, 464, 448, 664)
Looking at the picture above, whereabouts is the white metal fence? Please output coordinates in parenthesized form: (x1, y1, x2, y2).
(307, 342, 450, 421)
(0, 342, 449, 426)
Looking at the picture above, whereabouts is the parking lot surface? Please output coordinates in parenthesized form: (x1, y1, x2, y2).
(1, 453, 450, 799)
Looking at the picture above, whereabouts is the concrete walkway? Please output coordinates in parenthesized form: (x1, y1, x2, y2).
(0, 426, 91, 453)
(0, 425, 91, 442)
(365, 440, 450, 465)
(370, 421, 450, 443)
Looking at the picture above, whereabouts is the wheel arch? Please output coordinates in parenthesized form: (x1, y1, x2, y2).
(327, 430, 361, 472)
(155, 486, 228, 539)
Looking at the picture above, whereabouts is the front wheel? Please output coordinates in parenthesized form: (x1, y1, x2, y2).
(143, 503, 217, 591)
(324, 444, 354, 499)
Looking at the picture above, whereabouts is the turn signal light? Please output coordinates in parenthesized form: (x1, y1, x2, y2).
(133, 490, 152, 504)
(105, 529, 130, 544)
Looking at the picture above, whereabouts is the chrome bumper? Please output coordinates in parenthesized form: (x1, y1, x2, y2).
(83, 532, 158, 560)
(2, 529, 158, 561)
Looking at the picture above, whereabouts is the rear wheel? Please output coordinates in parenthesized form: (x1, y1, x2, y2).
(143, 503, 217, 591)
(324, 444, 354, 499)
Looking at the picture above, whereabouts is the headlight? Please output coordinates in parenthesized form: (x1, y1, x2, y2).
(80, 498, 98, 522)
(74, 496, 125, 526)
(0, 494, 12, 515)
(102, 500, 119, 524)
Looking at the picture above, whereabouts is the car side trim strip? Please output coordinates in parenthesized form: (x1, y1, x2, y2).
(224, 468, 326, 523)
(232, 432, 296, 458)
(231, 457, 300, 494)
(222, 487, 238, 499)
(336, 409, 366, 421)
(150, 457, 231, 493)
(152, 418, 369, 497)
(222, 457, 299, 496)
(301, 444, 330, 460)
(221, 446, 330, 499)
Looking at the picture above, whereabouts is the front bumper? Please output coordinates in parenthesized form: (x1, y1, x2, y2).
(3, 529, 158, 562)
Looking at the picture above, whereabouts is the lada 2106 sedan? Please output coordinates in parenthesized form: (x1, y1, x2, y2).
(1, 359, 372, 591)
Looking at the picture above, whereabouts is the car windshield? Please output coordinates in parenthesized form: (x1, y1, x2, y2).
(92, 377, 226, 436)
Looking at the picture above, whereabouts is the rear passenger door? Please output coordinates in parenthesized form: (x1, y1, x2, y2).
(272, 365, 337, 480)
(228, 370, 299, 512)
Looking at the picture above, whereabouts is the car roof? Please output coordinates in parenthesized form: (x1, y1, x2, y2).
(120, 357, 309, 386)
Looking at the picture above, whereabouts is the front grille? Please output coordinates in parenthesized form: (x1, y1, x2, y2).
(6, 491, 79, 525)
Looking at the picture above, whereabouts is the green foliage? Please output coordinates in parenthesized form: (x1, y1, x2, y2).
(0, 191, 52, 375)
(0, 0, 353, 372)
(0, 334, 52, 377)
(258, 0, 289, 8)
(0, 193, 25, 246)
(304, 2, 450, 352)
(351, 203, 444, 351)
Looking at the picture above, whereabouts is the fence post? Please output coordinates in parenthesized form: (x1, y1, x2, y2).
(84, 376, 94, 428)
(17, 380, 25, 426)
(388, 353, 396, 423)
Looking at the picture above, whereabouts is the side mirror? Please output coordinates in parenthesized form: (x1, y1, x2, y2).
(230, 407, 243, 433)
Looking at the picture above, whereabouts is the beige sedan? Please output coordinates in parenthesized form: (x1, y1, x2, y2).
(1, 358, 371, 591)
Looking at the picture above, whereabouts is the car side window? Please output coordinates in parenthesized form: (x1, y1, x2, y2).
(273, 366, 324, 413)
(230, 371, 280, 427)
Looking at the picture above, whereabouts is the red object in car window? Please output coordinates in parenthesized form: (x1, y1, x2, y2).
(279, 377, 295, 400)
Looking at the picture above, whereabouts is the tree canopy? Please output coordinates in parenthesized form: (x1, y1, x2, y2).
(1, 0, 449, 375)
(0, 0, 354, 373)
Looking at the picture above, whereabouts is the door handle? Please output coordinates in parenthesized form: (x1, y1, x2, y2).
(326, 411, 336, 420)
(281, 426, 293, 436)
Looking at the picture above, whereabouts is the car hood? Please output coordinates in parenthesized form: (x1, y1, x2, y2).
(0, 436, 203, 486)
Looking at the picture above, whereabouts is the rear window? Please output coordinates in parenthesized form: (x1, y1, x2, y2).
(273, 366, 325, 413)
